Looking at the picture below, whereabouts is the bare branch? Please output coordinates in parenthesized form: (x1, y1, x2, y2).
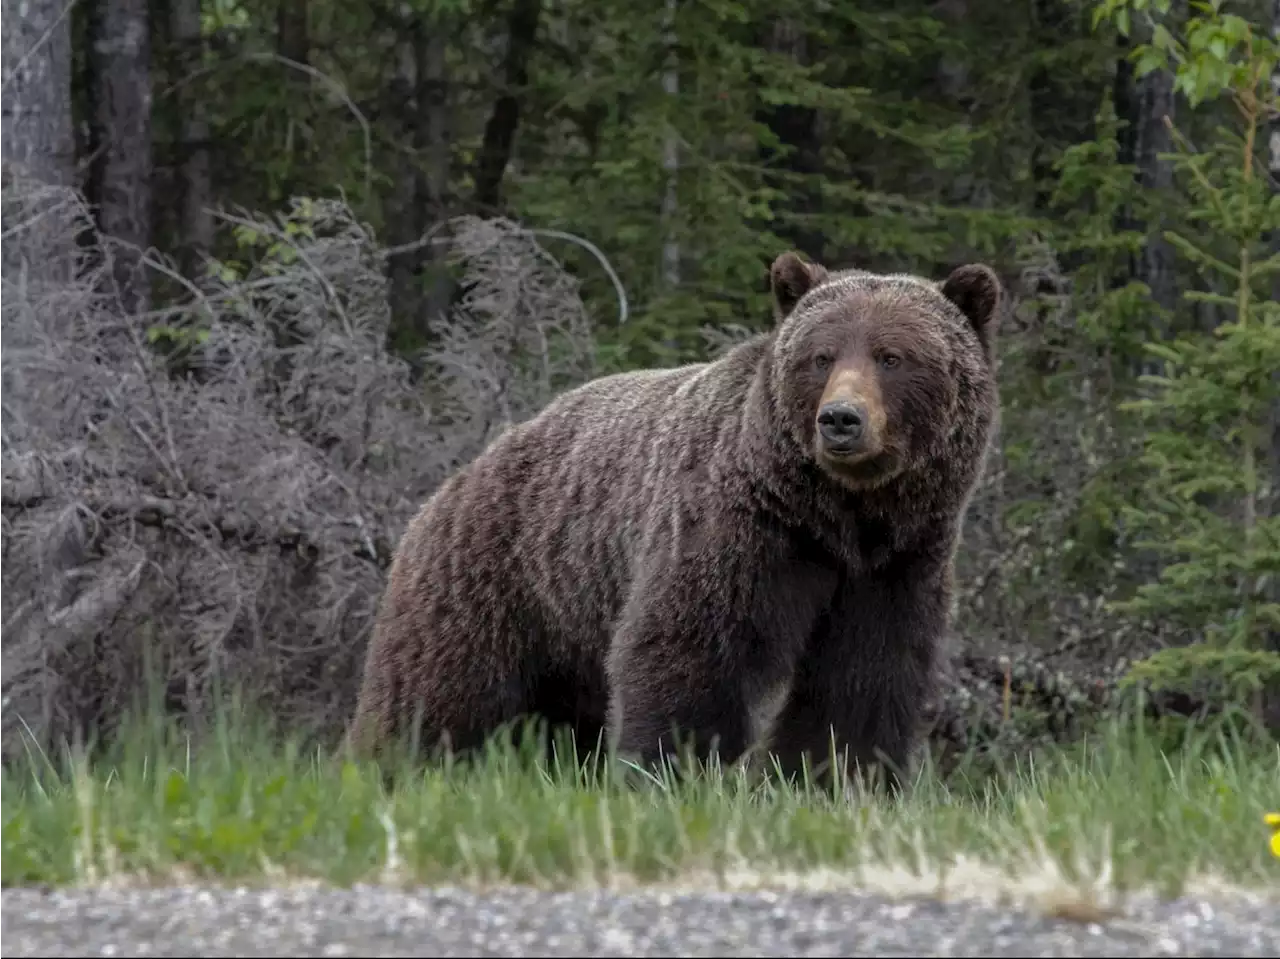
(0, 0, 79, 95)
(384, 217, 630, 327)
(0, 177, 602, 758)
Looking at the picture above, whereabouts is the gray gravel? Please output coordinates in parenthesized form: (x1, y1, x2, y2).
(3, 883, 1278, 957)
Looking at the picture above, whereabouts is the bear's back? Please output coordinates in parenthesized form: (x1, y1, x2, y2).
(411, 334, 771, 652)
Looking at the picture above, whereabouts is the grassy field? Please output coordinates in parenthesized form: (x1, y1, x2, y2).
(4, 702, 1278, 910)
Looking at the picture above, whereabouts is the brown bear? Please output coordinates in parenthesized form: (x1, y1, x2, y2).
(348, 250, 1002, 793)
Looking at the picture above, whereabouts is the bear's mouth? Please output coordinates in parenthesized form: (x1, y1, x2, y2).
(822, 443, 861, 458)
(816, 436, 879, 461)
(816, 445, 900, 487)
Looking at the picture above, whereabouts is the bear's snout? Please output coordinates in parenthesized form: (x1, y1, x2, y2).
(816, 401, 867, 453)
(814, 366, 886, 466)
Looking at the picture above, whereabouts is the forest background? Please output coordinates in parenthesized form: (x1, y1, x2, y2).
(3, 0, 1279, 771)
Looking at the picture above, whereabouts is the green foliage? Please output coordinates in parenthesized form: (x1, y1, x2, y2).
(145, 0, 1118, 372)
(1044, 92, 1167, 364)
(1119, 645, 1280, 704)
(1092, 0, 1280, 709)
(75, 0, 1280, 760)
(983, 88, 1157, 600)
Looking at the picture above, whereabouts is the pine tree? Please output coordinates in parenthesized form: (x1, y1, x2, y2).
(1092, 0, 1280, 719)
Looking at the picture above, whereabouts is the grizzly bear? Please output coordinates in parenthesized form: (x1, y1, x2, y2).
(348, 250, 1002, 793)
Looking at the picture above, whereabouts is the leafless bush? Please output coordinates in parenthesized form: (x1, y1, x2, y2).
(698, 321, 759, 360)
(411, 214, 600, 472)
(1, 179, 601, 759)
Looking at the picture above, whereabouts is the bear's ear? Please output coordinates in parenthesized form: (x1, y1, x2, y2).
(770, 251, 829, 319)
(940, 264, 1002, 358)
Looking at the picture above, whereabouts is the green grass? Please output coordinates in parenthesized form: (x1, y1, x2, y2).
(4, 702, 1279, 907)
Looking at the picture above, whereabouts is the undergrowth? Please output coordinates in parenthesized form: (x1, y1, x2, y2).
(3, 693, 1277, 902)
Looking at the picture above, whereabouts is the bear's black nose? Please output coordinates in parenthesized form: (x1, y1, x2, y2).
(817, 402, 866, 445)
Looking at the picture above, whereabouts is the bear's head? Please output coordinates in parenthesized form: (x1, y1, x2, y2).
(766, 250, 1001, 492)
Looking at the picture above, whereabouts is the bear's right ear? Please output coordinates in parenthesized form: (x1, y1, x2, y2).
(770, 252, 828, 319)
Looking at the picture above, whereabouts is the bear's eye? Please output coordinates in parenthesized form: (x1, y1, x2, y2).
(879, 352, 902, 370)
(813, 353, 834, 373)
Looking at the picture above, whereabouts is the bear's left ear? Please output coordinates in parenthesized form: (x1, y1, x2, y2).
(770, 251, 829, 320)
(940, 264, 1002, 359)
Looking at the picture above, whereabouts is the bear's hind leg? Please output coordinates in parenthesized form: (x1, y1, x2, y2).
(349, 614, 534, 767)
(526, 657, 610, 775)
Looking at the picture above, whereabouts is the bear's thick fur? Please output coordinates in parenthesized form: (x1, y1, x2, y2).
(348, 251, 1002, 791)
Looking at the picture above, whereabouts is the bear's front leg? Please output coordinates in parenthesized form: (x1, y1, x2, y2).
(766, 549, 952, 798)
(606, 627, 754, 777)
(604, 561, 756, 778)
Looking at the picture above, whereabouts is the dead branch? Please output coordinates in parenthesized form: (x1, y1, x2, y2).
(0, 177, 602, 758)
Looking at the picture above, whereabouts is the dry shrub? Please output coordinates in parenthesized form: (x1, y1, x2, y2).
(1, 177, 600, 759)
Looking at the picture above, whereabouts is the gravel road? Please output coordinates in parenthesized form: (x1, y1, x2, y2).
(3, 883, 1278, 957)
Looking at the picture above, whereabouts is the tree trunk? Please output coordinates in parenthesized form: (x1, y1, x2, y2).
(417, 24, 454, 340)
(1261, 0, 1280, 738)
(754, 18, 822, 261)
(170, 0, 213, 280)
(88, 0, 154, 316)
(659, 0, 680, 290)
(3, 0, 81, 529)
(386, 24, 424, 352)
(934, 0, 978, 216)
(1130, 9, 1178, 368)
(386, 16, 455, 358)
(1, 0, 76, 299)
(1, 0, 75, 189)
(472, 0, 542, 212)
(276, 0, 312, 192)
(277, 0, 309, 66)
